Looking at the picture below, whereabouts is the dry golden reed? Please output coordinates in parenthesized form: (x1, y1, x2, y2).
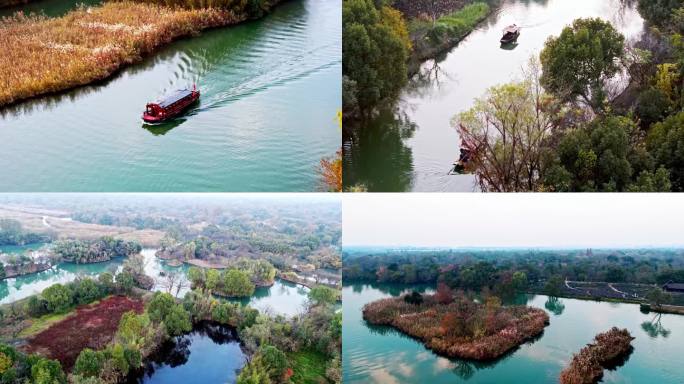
(0, 2, 245, 106)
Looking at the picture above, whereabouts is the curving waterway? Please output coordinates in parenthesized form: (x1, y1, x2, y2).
(343, 283, 684, 384)
(344, 0, 645, 192)
(0, 0, 341, 192)
(0, 248, 310, 317)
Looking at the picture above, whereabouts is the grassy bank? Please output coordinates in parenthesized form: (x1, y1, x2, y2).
(0, 1, 263, 107)
(288, 349, 329, 384)
(407, 2, 492, 74)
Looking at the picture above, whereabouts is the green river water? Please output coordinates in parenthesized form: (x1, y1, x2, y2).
(343, 0, 645, 192)
(0, 248, 310, 317)
(343, 283, 684, 384)
(0, 0, 341, 192)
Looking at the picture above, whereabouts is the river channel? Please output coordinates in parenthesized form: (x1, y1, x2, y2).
(0, 0, 341, 192)
(344, 0, 645, 192)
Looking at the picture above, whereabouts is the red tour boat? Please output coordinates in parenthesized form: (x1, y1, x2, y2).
(142, 85, 200, 123)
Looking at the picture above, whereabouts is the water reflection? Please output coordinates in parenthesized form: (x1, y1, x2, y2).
(343, 109, 416, 191)
(544, 296, 565, 315)
(641, 313, 671, 338)
(134, 321, 245, 384)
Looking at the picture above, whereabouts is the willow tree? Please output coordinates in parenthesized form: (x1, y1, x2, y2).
(453, 59, 561, 192)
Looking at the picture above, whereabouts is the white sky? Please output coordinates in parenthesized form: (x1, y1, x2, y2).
(343, 194, 684, 248)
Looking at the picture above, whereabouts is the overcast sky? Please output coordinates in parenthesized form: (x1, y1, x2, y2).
(343, 194, 684, 248)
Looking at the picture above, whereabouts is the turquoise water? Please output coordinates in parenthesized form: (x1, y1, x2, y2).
(0, 243, 46, 254)
(343, 283, 684, 383)
(230, 278, 310, 317)
(0, 0, 341, 192)
(0, 248, 310, 317)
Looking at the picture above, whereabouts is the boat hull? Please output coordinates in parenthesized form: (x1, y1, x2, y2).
(142, 91, 200, 123)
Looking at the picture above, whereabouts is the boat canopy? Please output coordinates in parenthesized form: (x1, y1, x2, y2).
(503, 24, 520, 34)
(156, 89, 193, 108)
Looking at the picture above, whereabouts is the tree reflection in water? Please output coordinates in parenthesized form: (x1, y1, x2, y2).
(343, 108, 416, 192)
(641, 313, 671, 338)
(544, 297, 565, 316)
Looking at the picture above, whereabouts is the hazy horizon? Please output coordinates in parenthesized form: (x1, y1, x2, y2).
(343, 194, 684, 248)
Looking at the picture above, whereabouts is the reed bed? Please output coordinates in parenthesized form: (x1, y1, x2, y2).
(0, 2, 244, 106)
(363, 293, 549, 360)
(559, 327, 634, 384)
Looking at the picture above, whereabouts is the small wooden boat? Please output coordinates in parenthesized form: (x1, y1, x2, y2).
(142, 85, 200, 123)
(500, 24, 520, 44)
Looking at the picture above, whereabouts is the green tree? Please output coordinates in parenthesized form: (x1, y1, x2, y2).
(544, 116, 667, 191)
(221, 269, 255, 297)
(512, 271, 529, 291)
(187, 267, 204, 287)
(259, 346, 287, 381)
(42, 284, 73, 313)
(637, 0, 683, 26)
(206, 269, 220, 290)
(540, 18, 625, 111)
(647, 111, 684, 191)
(645, 287, 672, 308)
(545, 275, 564, 297)
(117, 312, 151, 349)
(343, 0, 410, 116)
(236, 355, 271, 384)
(164, 304, 192, 336)
(115, 271, 135, 294)
(74, 279, 101, 305)
(147, 292, 177, 324)
(73, 349, 104, 378)
(29, 357, 66, 384)
(308, 286, 339, 306)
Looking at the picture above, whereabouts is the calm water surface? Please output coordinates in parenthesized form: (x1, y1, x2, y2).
(343, 283, 684, 384)
(0, 0, 341, 191)
(344, 0, 645, 191)
(134, 321, 245, 384)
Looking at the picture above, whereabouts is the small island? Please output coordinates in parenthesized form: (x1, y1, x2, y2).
(560, 327, 634, 384)
(362, 287, 549, 360)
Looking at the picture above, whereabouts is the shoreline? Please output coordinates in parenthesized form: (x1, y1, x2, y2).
(0, 0, 285, 108)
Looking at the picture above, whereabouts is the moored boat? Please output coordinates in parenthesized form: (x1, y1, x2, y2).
(142, 85, 200, 123)
(500, 24, 521, 44)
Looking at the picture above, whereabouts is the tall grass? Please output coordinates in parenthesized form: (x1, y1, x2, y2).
(0, 2, 247, 107)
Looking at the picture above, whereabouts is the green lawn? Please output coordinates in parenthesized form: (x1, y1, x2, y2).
(18, 312, 72, 338)
(288, 349, 329, 384)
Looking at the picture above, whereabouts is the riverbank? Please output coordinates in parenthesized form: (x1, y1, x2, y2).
(1, 261, 52, 279)
(362, 293, 549, 360)
(405, 2, 495, 75)
(0, 0, 282, 107)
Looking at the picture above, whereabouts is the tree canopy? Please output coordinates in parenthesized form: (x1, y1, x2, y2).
(540, 18, 625, 111)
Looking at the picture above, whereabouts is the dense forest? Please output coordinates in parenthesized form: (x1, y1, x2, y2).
(343, 248, 684, 295)
(51, 238, 142, 264)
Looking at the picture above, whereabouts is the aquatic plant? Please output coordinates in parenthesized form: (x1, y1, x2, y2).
(0, 2, 245, 106)
(559, 327, 634, 384)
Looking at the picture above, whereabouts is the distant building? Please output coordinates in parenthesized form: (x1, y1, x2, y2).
(663, 282, 684, 293)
